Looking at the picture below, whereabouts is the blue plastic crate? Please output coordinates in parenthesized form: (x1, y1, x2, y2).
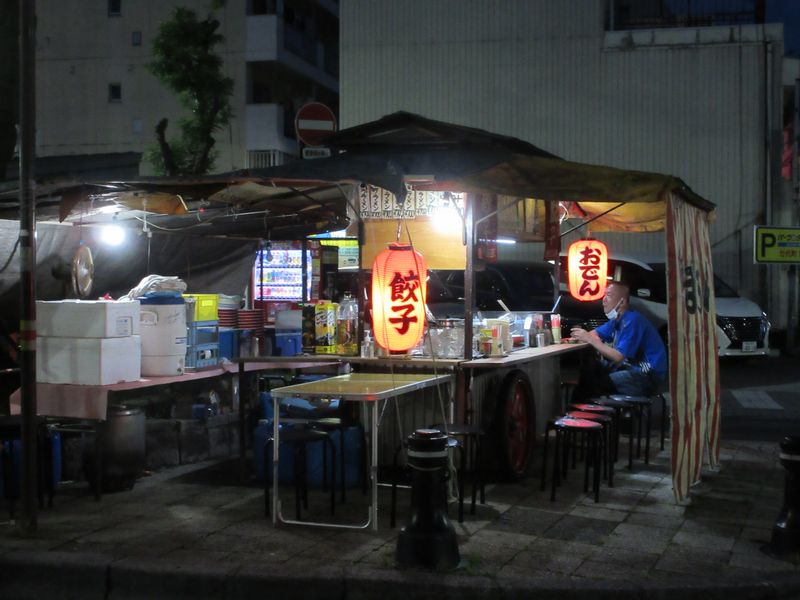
(274, 332, 301, 357)
(0, 432, 61, 498)
(185, 343, 219, 369)
(187, 321, 219, 346)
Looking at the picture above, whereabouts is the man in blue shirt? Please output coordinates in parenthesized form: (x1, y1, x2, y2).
(569, 282, 668, 401)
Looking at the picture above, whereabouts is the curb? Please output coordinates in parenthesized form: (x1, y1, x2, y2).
(3, 552, 800, 600)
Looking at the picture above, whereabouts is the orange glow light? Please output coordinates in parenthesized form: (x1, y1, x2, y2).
(567, 239, 608, 302)
(371, 243, 427, 352)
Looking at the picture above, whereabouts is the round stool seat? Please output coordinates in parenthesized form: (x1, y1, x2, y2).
(569, 403, 615, 415)
(609, 394, 653, 406)
(278, 428, 330, 443)
(596, 396, 633, 408)
(542, 415, 603, 503)
(554, 416, 602, 430)
(309, 417, 343, 429)
(567, 410, 612, 423)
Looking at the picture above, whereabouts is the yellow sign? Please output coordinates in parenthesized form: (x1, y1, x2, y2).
(754, 226, 800, 263)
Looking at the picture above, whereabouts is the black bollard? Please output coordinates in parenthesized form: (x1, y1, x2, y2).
(396, 429, 460, 570)
(770, 435, 800, 556)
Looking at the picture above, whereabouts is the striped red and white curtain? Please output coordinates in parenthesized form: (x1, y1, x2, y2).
(665, 192, 721, 503)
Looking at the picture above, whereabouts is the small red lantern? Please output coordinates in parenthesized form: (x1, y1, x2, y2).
(567, 239, 608, 302)
(371, 243, 427, 352)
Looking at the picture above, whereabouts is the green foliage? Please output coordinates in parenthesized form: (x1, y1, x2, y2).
(146, 6, 233, 175)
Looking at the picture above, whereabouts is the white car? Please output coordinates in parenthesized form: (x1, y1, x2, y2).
(559, 255, 770, 357)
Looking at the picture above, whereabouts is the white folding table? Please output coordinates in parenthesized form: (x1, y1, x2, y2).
(268, 372, 454, 530)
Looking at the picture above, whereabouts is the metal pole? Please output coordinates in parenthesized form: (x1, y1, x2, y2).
(18, 0, 38, 533)
(463, 194, 475, 356)
(788, 80, 800, 352)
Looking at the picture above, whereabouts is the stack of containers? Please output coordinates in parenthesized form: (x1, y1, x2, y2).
(183, 293, 219, 370)
(217, 294, 240, 360)
(36, 300, 141, 384)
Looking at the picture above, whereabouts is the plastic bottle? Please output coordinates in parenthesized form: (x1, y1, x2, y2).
(361, 326, 375, 358)
(337, 292, 359, 356)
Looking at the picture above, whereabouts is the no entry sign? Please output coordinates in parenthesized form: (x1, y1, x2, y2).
(294, 102, 337, 147)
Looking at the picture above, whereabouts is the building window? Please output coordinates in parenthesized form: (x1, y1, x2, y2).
(249, 0, 277, 15)
(109, 84, 122, 102)
(132, 31, 142, 46)
(108, 0, 121, 17)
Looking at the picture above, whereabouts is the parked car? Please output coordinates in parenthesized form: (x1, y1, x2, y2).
(426, 262, 556, 318)
(557, 254, 771, 357)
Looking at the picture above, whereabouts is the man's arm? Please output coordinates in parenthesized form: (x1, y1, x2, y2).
(569, 327, 625, 364)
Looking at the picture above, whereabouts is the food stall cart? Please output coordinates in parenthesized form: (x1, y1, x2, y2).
(9, 112, 719, 515)
(233, 112, 719, 499)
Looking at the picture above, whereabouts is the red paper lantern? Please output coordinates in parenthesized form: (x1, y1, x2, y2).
(567, 239, 608, 302)
(371, 243, 427, 351)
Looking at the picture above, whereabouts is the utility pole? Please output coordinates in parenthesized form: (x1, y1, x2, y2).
(788, 80, 800, 353)
(18, 0, 38, 533)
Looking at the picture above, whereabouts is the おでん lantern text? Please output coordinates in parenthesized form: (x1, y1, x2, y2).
(567, 239, 608, 302)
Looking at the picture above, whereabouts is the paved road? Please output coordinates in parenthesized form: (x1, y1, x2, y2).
(720, 355, 800, 442)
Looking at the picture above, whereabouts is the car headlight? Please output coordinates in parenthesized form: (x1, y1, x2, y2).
(761, 312, 770, 335)
(716, 316, 736, 338)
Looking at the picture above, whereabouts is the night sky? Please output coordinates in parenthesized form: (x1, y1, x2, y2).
(768, 0, 800, 57)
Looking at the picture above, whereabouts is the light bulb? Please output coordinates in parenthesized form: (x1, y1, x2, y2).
(101, 224, 126, 246)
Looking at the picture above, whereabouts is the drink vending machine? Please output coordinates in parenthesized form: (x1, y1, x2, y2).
(253, 240, 338, 324)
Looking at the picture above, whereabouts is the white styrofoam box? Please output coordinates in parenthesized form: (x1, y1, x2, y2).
(36, 335, 141, 385)
(37, 300, 140, 338)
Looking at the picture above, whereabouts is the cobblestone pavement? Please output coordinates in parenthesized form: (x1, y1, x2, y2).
(2, 433, 800, 599)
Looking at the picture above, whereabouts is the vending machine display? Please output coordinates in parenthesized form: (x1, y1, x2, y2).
(252, 241, 339, 324)
(254, 241, 310, 301)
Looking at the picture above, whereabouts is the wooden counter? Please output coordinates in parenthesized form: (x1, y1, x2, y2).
(462, 342, 588, 369)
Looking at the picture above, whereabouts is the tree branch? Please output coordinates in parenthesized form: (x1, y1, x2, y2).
(155, 118, 178, 176)
(192, 96, 223, 174)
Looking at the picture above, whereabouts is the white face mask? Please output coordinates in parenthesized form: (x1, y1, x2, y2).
(605, 299, 623, 320)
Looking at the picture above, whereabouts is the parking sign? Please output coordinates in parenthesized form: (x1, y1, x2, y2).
(754, 226, 800, 263)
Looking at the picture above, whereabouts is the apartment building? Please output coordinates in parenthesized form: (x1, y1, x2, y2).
(32, 0, 338, 177)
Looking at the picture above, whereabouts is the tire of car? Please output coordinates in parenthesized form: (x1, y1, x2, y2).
(493, 370, 536, 481)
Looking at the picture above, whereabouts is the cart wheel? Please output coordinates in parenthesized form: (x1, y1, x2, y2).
(495, 371, 535, 481)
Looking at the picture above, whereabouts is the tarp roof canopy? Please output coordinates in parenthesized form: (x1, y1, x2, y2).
(0, 111, 714, 237)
